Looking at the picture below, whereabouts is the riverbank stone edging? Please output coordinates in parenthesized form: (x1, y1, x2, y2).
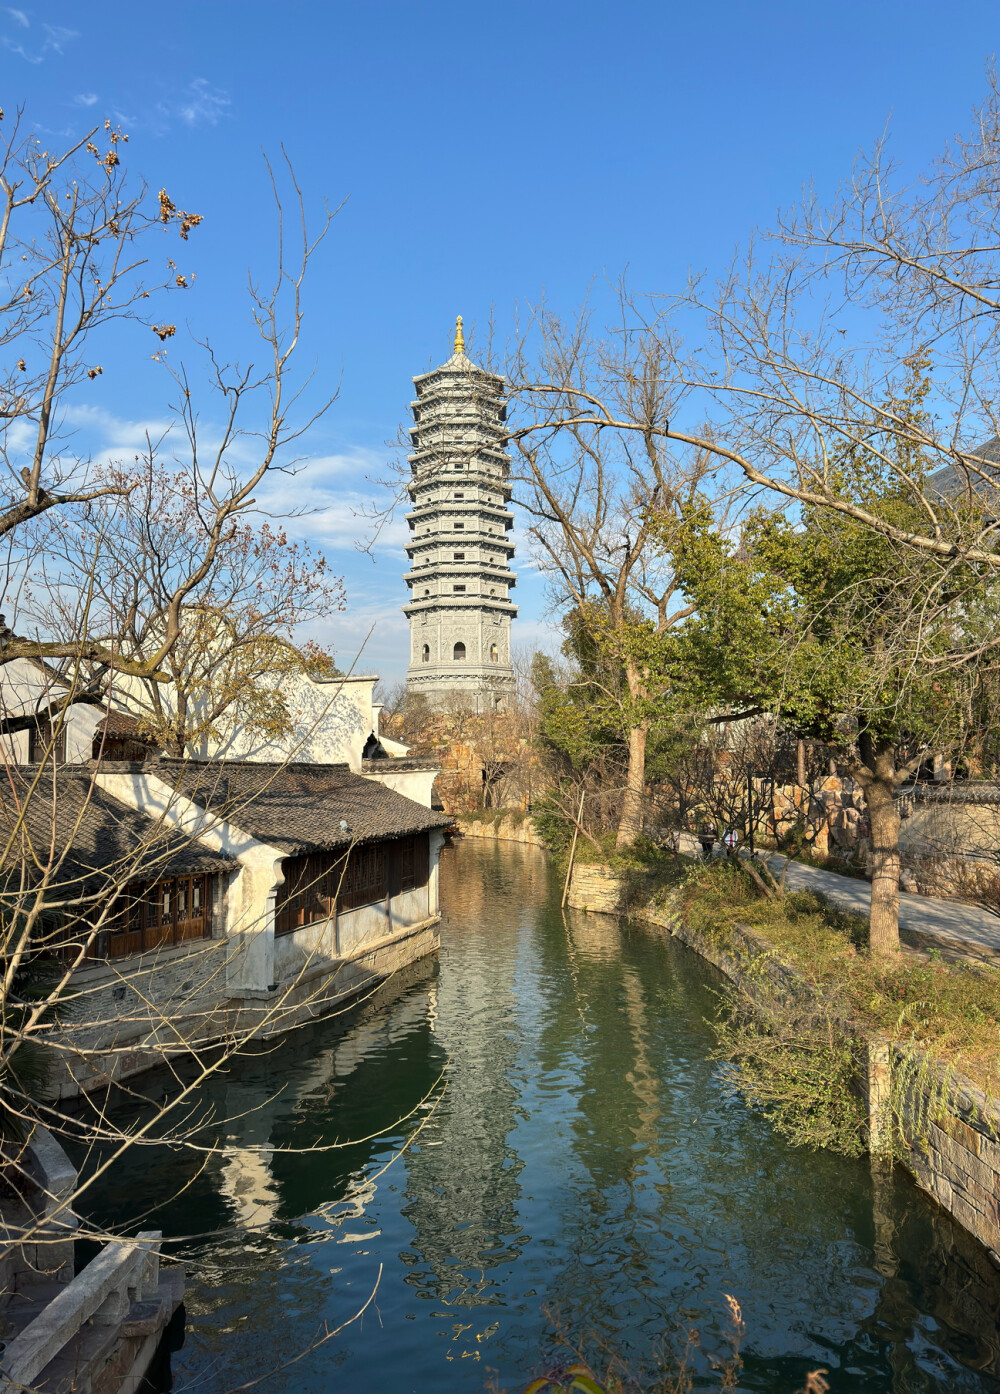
(637, 892, 1000, 1268)
(458, 815, 545, 847)
(565, 864, 624, 914)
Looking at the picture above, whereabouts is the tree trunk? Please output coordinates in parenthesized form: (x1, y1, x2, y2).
(796, 738, 807, 787)
(860, 740, 902, 956)
(616, 724, 647, 848)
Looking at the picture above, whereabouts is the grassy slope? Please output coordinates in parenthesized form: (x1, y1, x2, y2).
(644, 854, 1000, 1096)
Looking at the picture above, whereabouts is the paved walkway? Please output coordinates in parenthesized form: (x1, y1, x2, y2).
(674, 833, 1000, 967)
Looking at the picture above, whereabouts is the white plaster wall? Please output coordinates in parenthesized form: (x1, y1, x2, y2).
(272, 884, 434, 974)
(272, 911, 340, 980)
(0, 730, 29, 762)
(0, 659, 102, 763)
(0, 658, 56, 713)
(209, 674, 379, 768)
(66, 704, 103, 761)
(362, 767, 438, 808)
(108, 671, 383, 771)
(93, 770, 285, 993)
(336, 900, 392, 955)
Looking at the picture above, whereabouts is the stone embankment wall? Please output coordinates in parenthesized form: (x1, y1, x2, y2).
(458, 814, 545, 847)
(564, 864, 626, 913)
(562, 856, 1000, 1267)
(641, 893, 1000, 1268)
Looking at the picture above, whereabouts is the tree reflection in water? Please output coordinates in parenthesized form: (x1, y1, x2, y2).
(74, 841, 1000, 1394)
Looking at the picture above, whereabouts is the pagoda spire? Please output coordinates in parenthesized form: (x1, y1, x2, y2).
(453, 314, 465, 355)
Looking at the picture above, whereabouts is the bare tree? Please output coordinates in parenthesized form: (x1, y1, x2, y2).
(0, 108, 424, 1391)
(504, 305, 728, 846)
(30, 459, 344, 755)
(0, 113, 337, 714)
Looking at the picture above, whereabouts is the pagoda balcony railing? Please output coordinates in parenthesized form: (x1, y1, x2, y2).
(404, 502, 515, 523)
(403, 595, 518, 615)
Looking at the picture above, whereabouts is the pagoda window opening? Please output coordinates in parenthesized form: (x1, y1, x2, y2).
(453, 642, 466, 660)
(454, 584, 466, 593)
(454, 522, 464, 530)
(453, 552, 465, 560)
(421, 644, 430, 662)
(490, 644, 499, 662)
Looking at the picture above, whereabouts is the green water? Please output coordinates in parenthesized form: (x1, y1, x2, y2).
(77, 840, 1000, 1391)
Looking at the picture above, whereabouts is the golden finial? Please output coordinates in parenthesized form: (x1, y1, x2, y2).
(453, 314, 465, 354)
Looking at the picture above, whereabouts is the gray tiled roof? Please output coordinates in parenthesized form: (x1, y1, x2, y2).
(924, 436, 1000, 509)
(909, 780, 1000, 805)
(154, 760, 450, 855)
(0, 768, 236, 896)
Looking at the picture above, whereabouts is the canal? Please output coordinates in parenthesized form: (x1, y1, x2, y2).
(77, 839, 1000, 1392)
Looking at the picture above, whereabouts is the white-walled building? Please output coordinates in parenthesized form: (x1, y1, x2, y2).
(0, 659, 440, 808)
(6, 761, 449, 1098)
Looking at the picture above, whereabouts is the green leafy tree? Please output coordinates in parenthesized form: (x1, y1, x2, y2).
(667, 369, 1000, 953)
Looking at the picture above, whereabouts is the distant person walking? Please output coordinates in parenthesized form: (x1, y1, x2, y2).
(699, 825, 717, 859)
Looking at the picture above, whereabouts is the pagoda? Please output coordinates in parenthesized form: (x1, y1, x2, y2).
(403, 318, 517, 712)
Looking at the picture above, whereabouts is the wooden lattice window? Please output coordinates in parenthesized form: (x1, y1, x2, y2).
(28, 719, 66, 764)
(103, 874, 214, 958)
(273, 852, 345, 937)
(396, 834, 429, 894)
(273, 837, 429, 937)
(339, 844, 387, 912)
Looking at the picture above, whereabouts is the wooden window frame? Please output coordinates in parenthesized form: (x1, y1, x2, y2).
(273, 837, 430, 938)
(103, 873, 214, 958)
(28, 718, 66, 764)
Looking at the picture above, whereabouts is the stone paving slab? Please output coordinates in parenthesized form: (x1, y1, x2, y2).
(674, 832, 1000, 967)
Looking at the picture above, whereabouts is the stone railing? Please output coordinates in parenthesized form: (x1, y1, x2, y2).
(0, 1125, 184, 1394)
(0, 1230, 163, 1391)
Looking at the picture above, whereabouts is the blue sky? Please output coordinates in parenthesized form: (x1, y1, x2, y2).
(4, 0, 999, 682)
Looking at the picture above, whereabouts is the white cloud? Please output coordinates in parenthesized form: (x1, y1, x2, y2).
(41, 23, 74, 50)
(305, 592, 411, 680)
(151, 78, 231, 133)
(177, 77, 229, 126)
(58, 403, 175, 457)
(3, 18, 76, 61)
(73, 92, 98, 108)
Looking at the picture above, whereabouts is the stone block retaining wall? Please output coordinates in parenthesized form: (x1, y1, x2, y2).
(458, 814, 545, 847)
(564, 864, 625, 914)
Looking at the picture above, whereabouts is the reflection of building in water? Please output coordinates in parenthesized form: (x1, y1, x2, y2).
(400, 857, 527, 1308)
(214, 973, 438, 1233)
